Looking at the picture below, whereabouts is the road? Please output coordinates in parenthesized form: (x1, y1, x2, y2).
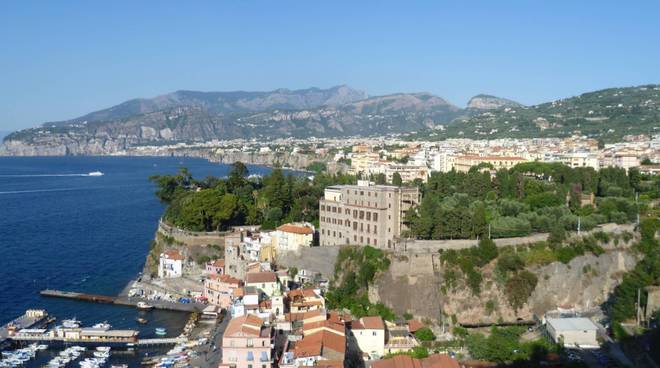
(191, 313, 230, 368)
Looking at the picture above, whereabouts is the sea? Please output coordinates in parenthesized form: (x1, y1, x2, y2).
(0, 156, 275, 367)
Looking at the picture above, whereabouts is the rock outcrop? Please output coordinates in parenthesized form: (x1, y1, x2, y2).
(370, 249, 638, 324)
(467, 94, 522, 110)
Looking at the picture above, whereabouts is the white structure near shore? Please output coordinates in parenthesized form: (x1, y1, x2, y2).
(158, 250, 184, 278)
(546, 317, 599, 348)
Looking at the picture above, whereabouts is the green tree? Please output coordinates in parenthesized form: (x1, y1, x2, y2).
(414, 327, 436, 342)
(392, 172, 403, 186)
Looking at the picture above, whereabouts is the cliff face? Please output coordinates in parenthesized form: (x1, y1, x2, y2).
(370, 249, 638, 324)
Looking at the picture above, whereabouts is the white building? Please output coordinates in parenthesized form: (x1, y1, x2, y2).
(158, 250, 184, 278)
(546, 317, 599, 348)
(273, 223, 315, 253)
(352, 316, 386, 360)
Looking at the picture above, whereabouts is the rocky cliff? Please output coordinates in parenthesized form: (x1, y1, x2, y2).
(370, 248, 638, 324)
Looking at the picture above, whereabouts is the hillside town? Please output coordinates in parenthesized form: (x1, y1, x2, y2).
(125, 134, 660, 181)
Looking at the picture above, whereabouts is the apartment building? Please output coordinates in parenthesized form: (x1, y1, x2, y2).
(220, 315, 272, 368)
(318, 181, 419, 249)
(452, 155, 527, 172)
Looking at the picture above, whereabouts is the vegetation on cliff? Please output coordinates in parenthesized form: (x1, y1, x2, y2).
(325, 246, 396, 320)
(149, 162, 356, 231)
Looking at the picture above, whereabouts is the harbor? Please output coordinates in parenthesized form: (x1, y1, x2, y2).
(39, 289, 205, 313)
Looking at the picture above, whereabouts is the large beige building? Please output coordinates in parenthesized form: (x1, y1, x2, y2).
(452, 155, 527, 172)
(318, 181, 419, 249)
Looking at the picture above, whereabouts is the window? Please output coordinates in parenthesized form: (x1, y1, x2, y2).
(374, 225, 377, 233)
(353, 210, 358, 218)
(359, 210, 364, 219)
(366, 212, 371, 221)
(367, 237, 370, 244)
(321, 205, 325, 211)
(373, 331, 377, 336)
(247, 339, 254, 348)
(373, 213, 378, 221)
(367, 224, 370, 232)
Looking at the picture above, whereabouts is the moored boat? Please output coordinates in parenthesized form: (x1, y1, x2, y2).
(136, 301, 154, 310)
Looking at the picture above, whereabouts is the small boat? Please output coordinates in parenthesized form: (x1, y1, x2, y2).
(37, 344, 48, 350)
(92, 322, 111, 330)
(137, 301, 154, 310)
(62, 318, 81, 328)
(136, 317, 148, 324)
(93, 351, 109, 358)
(88, 171, 104, 176)
(96, 347, 111, 352)
(155, 327, 167, 336)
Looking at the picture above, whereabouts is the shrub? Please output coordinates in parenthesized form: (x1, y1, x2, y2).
(415, 327, 436, 342)
(504, 270, 538, 310)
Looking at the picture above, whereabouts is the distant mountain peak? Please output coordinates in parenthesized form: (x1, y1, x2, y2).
(467, 94, 522, 110)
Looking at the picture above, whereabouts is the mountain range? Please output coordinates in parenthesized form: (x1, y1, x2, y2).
(1, 84, 658, 155)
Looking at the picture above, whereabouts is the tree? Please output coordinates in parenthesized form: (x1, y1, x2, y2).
(476, 238, 498, 266)
(392, 172, 403, 186)
(414, 327, 436, 342)
(228, 161, 249, 190)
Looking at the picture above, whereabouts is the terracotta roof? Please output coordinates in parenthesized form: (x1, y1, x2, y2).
(294, 329, 346, 357)
(303, 320, 345, 335)
(246, 271, 278, 284)
(210, 259, 225, 268)
(161, 250, 185, 261)
(407, 319, 424, 333)
(277, 224, 314, 235)
(209, 274, 242, 285)
(371, 354, 459, 368)
(224, 315, 265, 337)
(288, 288, 320, 298)
(353, 316, 384, 330)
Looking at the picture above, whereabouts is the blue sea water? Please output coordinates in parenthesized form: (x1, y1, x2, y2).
(0, 156, 274, 366)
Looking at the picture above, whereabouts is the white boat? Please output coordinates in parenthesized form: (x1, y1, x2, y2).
(136, 301, 154, 310)
(92, 322, 111, 330)
(93, 351, 109, 358)
(36, 344, 48, 350)
(96, 346, 111, 352)
(88, 171, 104, 176)
(62, 318, 81, 328)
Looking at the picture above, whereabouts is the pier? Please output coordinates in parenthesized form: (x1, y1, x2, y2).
(0, 310, 48, 349)
(10, 335, 185, 348)
(40, 289, 206, 312)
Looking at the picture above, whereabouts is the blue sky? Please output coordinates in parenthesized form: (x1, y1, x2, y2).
(1, 1, 659, 131)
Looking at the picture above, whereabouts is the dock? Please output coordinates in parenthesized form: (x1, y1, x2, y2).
(0, 310, 48, 349)
(10, 335, 186, 348)
(40, 289, 206, 312)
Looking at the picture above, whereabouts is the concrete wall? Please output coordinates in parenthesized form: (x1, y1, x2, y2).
(158, 220, 229, 246)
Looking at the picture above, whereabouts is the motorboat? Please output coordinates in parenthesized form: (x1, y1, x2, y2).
(96, 346, 111, 352)
(88, 171, 104, 176)
(155, 327, 167, 336)
(136, 317, 148, 324)
(137, 301, 154, 310)
(92, 321, 111, 330)
(93, 351, 110, 358)
(62, 318, 81, 328)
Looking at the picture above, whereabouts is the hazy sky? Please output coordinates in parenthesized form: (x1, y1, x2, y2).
(1, 1, 659, 131)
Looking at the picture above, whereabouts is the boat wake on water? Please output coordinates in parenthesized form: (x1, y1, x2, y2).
(0, 171, 104, 178)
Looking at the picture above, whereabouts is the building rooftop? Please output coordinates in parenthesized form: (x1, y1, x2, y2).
(546, 317, 599, 331)
(246, 271, 278, 284)
(277, 223, 314, 235)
